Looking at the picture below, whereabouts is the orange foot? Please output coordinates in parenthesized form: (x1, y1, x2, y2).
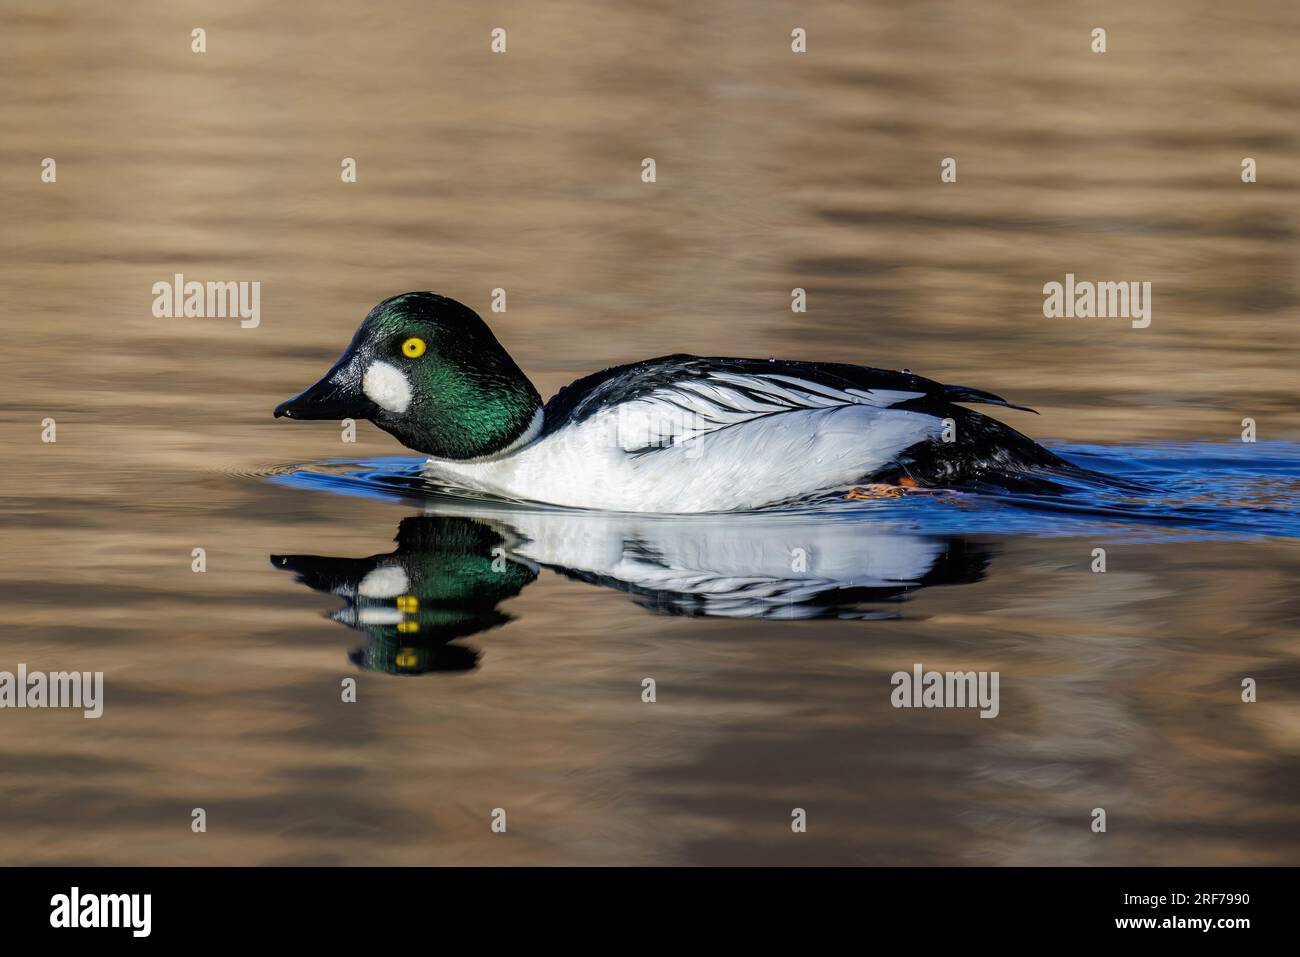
(844, 476, 925, 500)
(845, 484, 905, 500)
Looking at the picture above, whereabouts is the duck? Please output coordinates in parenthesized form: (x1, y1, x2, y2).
(273, 292, 1071, 512)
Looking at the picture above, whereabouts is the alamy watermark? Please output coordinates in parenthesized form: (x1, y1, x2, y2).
(0, 664, 103, 718)
(50, 887, 150, 937)
(1043, 273, 1151, 328)
(890, 663, 999, 718)
(151, 273, 260, 328)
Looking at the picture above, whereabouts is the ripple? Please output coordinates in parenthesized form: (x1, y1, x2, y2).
(218, 461, 330, 480)
(264, 443, 1300, 541)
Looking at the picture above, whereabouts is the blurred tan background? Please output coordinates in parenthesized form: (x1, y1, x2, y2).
(2, 0, 1297, 468)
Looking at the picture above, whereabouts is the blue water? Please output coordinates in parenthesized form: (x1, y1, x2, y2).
(269, 442, 1300, 542)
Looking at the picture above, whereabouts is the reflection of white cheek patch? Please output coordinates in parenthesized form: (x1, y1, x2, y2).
(363, 361, 412, 414)
(358, 565, 409, 598)
(357, 607, 403, 626)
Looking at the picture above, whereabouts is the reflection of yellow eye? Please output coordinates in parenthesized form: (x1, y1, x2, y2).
(401, 337, 426, 358)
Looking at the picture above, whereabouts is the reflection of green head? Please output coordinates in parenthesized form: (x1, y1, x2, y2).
(271, 516, 537, 675)
(391, 516, 535, 608)
(351, 628, 489, 675)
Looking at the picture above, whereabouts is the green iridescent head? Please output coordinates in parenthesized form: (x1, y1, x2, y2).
(274, 292, 543, 459)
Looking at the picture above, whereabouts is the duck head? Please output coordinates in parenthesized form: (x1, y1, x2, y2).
(274, 292, 543, 459)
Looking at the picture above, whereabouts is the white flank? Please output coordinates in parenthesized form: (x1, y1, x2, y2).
(425, 403, 942, 512)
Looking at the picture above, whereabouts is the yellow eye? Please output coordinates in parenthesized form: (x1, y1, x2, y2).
(401, 337, 426, 358)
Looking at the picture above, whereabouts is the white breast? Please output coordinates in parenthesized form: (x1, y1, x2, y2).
(423, 403, 942, 513)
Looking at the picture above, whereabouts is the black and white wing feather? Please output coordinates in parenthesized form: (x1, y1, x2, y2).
(541, 354, 1046, 458)
(537, 355, 1070, 485)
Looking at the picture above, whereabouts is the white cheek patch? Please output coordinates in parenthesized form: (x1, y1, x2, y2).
(363, 360, 413, 414)
(358, 564, 409, 598)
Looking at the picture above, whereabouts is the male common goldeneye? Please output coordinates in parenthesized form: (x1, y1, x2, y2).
(274, 292, 1070, 512)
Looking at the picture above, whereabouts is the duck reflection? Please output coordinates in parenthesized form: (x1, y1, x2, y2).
(272, 508, 991, 674)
